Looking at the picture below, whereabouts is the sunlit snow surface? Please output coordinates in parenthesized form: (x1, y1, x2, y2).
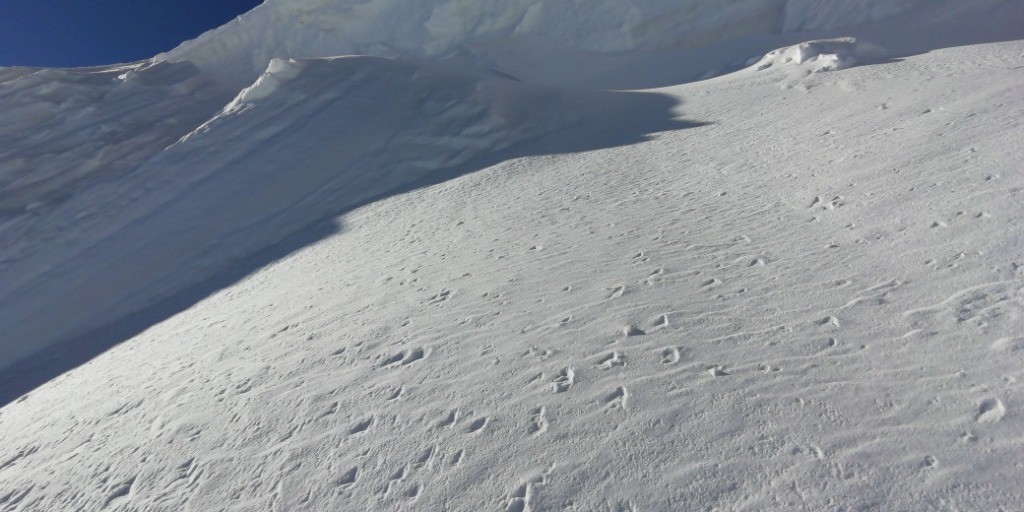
(1, 0, 1023, 510)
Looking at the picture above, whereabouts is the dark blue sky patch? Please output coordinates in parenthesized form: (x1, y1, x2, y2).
(0, 0, 263, 68)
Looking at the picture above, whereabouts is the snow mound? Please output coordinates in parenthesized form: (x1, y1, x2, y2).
(752, 37, 888, 74)
(159, 0, 923, 89)
(229, 58, 304, 107)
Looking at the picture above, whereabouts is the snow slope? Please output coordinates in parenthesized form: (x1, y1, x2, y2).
(0, 0, 1015, 370)
(0, 54, 684, 368)
(2, 0, 1016, 373)
(1, 0, 1024, 510)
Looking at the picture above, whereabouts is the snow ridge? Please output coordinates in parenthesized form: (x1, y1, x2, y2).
(159, 0, 924, 88)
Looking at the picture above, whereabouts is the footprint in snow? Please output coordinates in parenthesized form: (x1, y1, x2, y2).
(528, 346, 554, 360)
(661, 347, 681, 364)
(527, 407, 549, 435)
(386, 386, 404, 401)
(604, 386, 628, 410)
(651, 314, 669, 329)
(816, 315, 840, 327)
(596, 351, 626, 369)
(379, 465, 408, 496)
(437, 409, 459, 429)
(413, 446, 435, 469)
(605, 286, 626, 300)
(622, 325, 646, 337)
(701, 278, 721, 288)
(336, 467, 359, 487)
(466, 417, 489, 434)
(506, 483, 532, 512)
(428, 289, 452, 304)
(380, 347, 429, 367)
(505, 471, 551, 512)
(449, 450, 464, 466)
(552, 367, 575, 393)
(350, 416, 375, 435)
(404, 482, 422, 499)
(708, 366, 730, 377)
(975, 398, 1006, 424)
(646, 268, 665, 285)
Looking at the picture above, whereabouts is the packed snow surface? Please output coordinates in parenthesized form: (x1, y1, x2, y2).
(1, 0, 1024, 510)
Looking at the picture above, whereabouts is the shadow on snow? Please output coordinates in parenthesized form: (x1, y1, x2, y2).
(0, 86, 708, 407)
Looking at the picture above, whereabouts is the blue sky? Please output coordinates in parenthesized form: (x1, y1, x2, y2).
(0, 0, 263, 67)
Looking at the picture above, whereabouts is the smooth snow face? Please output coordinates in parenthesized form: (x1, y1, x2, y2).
(780, 0, 919, 30)
(159, 0, 924, 88)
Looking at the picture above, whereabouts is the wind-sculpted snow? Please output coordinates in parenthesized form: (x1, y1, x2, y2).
(0, 61, 230, 211)
(0, 56, 686, 368)
(160, 0, 924, 88)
